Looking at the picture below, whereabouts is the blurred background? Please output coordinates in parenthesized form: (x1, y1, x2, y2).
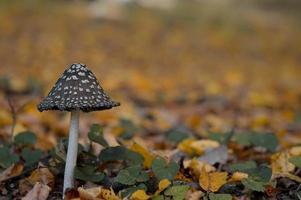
(0, 0, 300, 150)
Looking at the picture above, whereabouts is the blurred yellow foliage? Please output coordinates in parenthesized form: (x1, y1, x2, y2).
(199, 166, 228, 192)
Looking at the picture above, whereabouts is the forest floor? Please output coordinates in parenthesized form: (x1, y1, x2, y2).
(0, 1, 301, 199)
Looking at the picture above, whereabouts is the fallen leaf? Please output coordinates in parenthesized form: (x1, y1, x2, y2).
(78, 187, 102, 200)
(164, 185, 190, 200)
(26, 167, 55, 188)
(155, 179, 171, 195)
(190, 140, 220, 156)
(131, 189, 150, 200)
(151, 157, 179, 180)
(289, 156, 301, 168)
(199, 166, 228, 192)
(230, 172, 249, 182)
(271, 151, 295, 174)
(183, 158, 215, 177)
(178, 138, 196, 155)
(185, 190, 203, 200)
(0, 164, 23, 183)
(198, 145, 228, 165)
(208, 193, 232, 200)
(130, 142, 155, 168)
(21, 182, 50, 200)
(101, 188, 121, 200)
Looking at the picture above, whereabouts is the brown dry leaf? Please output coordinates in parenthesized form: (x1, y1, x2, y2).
(19, 167, 54, 196)
(199, 166, 228, 192)
(78, 187, 102, 200)
(21, 182, 50, 200)
(185, 190, 203, 200)
(27, 167, 55, 188)
(0, 164, 23, 183)
(130, 142, 155, 168)
(36, 133, 57, 151)
(103, 130, 119, 147)
(131, 190, 150, 200)
(273, 172, 301, 183)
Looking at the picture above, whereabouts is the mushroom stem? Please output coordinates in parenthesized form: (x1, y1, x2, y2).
(63, 110, 80, 195)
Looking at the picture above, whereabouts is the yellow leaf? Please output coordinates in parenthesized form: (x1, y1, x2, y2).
(101, 188, 120, 200)
(183, 158, 215, 177)
(131, 190, 150, 200)
(271, 151, 295, 174)
(199, 166, 227, 192)
(130, 142, 154, 168)
(155, 179, 171, 195)
(0, 110, 12, 126)
(13, 123, 27, 136)
(178, 138, 196, 155)
(289, 146, 301, 156)
(178, 139, 220, 156)
(230, 172, 248, 182)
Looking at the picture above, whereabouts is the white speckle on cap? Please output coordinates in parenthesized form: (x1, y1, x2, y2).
(78, 72, 85, 76)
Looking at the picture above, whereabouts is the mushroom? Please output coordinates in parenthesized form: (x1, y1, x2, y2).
(37, 63, 120, 195)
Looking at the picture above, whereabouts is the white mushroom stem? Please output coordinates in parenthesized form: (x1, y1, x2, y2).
(63, 110, 80, 195)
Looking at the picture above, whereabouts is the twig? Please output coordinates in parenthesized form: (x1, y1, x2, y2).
(5, 93, 17, 143)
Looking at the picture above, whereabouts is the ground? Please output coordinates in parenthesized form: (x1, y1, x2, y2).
(0, 1, 301, 200)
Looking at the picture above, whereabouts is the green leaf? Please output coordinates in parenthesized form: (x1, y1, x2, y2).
(166, 128, 189, 144)
(119, 183, 147, 198)
(208, 132, 233, 144)
(242, 178, 266, 192)
(99, 146, 144, 165)
(115, 165, 149, 185)
(247, 164, 272, 182)
(232, 132, 278, 152)
(21, 147, 42, 166)
(152, 195, 165, 200)
(289, 156, 301, 168)
(119, 118, 138, 140)
(115, 169, 136, 185)
(209, 193, 232, 200)
(229, 161, 257, 173)
(240, 164, 272, 192)
(88, 124, 108, 147)
(232, 133, 252, 146)
(0, 147, 19, 168)
(250, 133, 278, 152)
(74, 165, 104, 182)
(164, 185, 190, 200)
(151, 158, 179, 181)
(14, 131, 36, 145)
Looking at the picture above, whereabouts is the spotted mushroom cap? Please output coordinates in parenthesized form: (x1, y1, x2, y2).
(37, 63, 120, 112)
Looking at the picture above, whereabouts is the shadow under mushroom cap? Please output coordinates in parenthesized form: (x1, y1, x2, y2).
(37, 63, 120, 113)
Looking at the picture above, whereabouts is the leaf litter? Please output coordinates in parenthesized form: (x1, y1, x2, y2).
(0, 1, 301, 200)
